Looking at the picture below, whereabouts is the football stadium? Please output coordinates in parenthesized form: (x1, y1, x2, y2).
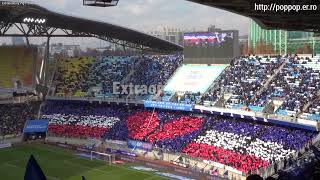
(1, 0, 320, 180)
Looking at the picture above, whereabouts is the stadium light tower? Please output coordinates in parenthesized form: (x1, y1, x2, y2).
(83, 0, 119, 7)
(23, 17, 46, 24)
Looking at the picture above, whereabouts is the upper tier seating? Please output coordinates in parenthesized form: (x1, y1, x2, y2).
(53, 55, 182, 99)
(256, 56, 320, 113)
(125, 55, 183, 86)
(87, 56, 139, 94)
(202, 56, 284, 107)
(54, 57, 95, 96)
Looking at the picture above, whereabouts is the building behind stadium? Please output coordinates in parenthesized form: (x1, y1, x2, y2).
(248, 20, 320, 55)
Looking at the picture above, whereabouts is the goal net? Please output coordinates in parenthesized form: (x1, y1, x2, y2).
(90, 151, 115, 164)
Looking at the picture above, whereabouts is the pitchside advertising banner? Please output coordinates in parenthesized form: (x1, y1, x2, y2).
(144, 100, 193, 111)
(0, 142, 12, 149)
(23, 119, 49, 133)
(127, 139, 153, 151)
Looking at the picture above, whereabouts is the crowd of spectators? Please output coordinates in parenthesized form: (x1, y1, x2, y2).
(103, 117, 128, 141)
(259, 127, 314, 150)
(125, 54, 183, 86)
(87, 56, 139, 94)
(199, 55, 320, 119)
(182, 117, 316, 173)
(54, 57, 94, 96)
(255, 56, 320, 113)
(202, 56, 284, 107)
(193, 129, 295, 163)
(147, 117, 204, 142)
(53, 55, 182, 98)
(44, 114, 120, 138)
(41, 101, 317, 174)
(211, 119, 314, 150)
(126, 110, 208, 152)
(146, 116, 204, 152)
(178, 92, 201, 104)
(48, 124, 106, 139)
(52, 54, 320, 123)
(42, 100, 132, 139)
(156, 111, 187, 124)
(183, 142, 269, 173)
(0, 101, 40, 136)
(42, 100, 129, 117)
(126, 111, 159, 140)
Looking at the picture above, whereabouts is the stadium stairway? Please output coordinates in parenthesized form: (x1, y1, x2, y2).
(213, 95, 225, 107)
(269, 98, 286, 114)
(37, 101, 46, 119)
(254, 59, 288, 100)
(302, 99, 315, 114)
(262, 101, 275, 114)
(120, 57, 143, 85)
(221, 93, 234, 106)
(47, 58, 59, 95)
(48, 59, 59, 96)
(299, 92, 320, 119)
(152, 65, 183, 101)
(199, 66, 228, 105)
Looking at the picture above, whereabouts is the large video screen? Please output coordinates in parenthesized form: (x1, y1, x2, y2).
(164, 64, 227, 93)
(184, 31, 235, 59)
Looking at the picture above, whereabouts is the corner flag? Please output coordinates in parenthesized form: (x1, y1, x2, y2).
(24, 155, 47, 180)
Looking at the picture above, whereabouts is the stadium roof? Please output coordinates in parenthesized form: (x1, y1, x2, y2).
(0, 1, 183, 52)
(188, 0, 320, 32)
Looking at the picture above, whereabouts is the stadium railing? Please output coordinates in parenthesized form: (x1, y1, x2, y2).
(46, 96, 144, 105)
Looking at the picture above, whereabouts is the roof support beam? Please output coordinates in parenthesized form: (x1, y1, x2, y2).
(0, 20, 176, 53)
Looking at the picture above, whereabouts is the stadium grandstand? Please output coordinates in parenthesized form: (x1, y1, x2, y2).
(1, 1, 320, 180)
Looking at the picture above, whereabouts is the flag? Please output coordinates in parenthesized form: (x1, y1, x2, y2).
(82, 176, 87, 180)
(24, 155, 47, 180)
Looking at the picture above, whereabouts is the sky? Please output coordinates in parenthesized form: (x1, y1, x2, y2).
(4, 0, 250, 47)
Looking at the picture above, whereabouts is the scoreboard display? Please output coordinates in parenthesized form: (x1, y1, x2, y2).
(183, 31, 239, 64)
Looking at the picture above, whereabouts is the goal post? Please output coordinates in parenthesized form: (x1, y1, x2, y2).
(90, 151, 115, 164)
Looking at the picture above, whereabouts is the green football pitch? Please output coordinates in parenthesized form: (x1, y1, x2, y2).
(0, 143, 168, 180)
